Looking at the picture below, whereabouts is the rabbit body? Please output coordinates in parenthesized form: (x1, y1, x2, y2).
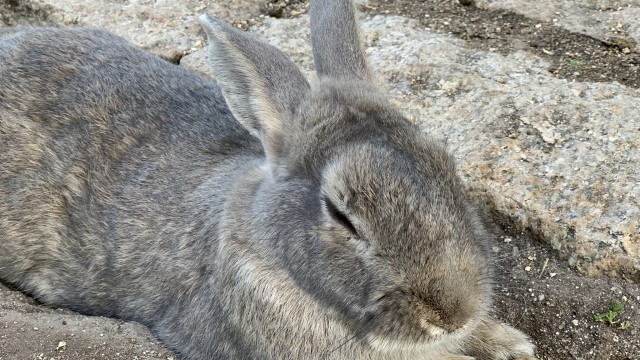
(0, 26, 262, 356)
(0, 1, 537, 359)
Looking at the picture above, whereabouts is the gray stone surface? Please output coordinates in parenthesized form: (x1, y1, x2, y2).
(36, 0, 263, 61)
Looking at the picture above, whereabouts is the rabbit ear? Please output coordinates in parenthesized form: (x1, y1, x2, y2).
(310, 0, 371, 81)
(198, 14, 310, 168)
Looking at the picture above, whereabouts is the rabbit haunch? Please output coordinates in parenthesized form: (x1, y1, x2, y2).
(0, 0, 537, 359)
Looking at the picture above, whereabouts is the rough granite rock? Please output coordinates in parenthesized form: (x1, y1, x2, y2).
(34, 0, 263, 62)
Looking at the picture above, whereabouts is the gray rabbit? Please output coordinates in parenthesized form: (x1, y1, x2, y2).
(0, 0, 537, 359)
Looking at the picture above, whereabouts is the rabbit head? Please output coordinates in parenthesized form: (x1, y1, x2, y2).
(200, 0, 492, 353)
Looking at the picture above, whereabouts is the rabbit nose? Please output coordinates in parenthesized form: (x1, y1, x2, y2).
(420, 275, 481, 331)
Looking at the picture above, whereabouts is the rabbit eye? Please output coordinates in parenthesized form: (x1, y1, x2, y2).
(324, 197, 359, 237)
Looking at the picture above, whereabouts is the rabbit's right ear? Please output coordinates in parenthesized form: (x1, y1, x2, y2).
(310, 0, 371, 81)
(199, 15, 310, 171)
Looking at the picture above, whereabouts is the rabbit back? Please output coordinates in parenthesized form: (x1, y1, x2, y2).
(0, 27, 260, 320)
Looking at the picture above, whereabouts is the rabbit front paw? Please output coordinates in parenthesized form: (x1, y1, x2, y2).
(462, 318, 537, 360)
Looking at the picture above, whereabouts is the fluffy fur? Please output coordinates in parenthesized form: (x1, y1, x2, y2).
(0, 0, 536, 359)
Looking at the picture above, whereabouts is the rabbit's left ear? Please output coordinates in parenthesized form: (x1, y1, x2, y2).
(199, 15, 310, 167)
(310, 0, 371, 81)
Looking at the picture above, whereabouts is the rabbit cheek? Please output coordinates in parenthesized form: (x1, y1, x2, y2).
(309, 232, 383, 321)
(360, 294, 440, 352)
(326, 243, 374, 298)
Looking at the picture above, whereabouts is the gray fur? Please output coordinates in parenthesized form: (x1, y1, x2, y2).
(311, 0, 371, 80)
(0, 1, 536, 359)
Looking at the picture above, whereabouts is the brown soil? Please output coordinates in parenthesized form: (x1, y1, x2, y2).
(366, 0, 640, 89)
(262, 0, 308, 19)
(487, 207, 640, 360)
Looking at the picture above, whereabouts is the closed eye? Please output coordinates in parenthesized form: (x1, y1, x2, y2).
(324, 197, 359, 237)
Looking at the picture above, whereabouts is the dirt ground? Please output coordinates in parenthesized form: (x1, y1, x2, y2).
(1, 0, 639, 359)
(367, 0, 640, 89)
(486, 208, 640, 360)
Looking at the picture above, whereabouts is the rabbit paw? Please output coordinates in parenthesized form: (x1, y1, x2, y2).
(463, 318, 537, 360)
